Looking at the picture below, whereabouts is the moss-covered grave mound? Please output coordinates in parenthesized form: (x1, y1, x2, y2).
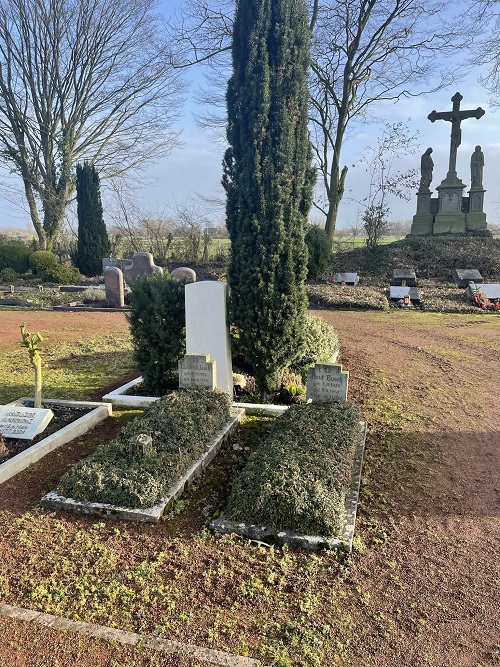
(58, 389, 232, 508)
(224, 402, 361, 536)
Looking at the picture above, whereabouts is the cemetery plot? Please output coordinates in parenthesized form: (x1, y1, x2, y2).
(389, 285, 421, 305)
(452, 268, 484, 288)
(390, 268, 417, 286)
(333, 272, 359, 285)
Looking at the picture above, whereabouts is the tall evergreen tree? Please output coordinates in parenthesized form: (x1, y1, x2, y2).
(223, 0, 315, 393)
(75, 162, 111, 277)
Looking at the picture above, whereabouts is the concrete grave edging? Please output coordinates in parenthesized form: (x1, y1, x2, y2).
(0, 399, 112, 485)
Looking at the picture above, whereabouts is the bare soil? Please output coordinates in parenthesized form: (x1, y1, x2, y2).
(0, 308, 499, 666)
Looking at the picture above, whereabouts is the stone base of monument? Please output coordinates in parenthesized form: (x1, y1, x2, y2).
(433, 212, 466, 234)
(0, 399, 112, 485)
(410, 213, 434, 235)
(210, 421, 367, 553)
(41, 409, 245, 522)
(466, 211, 487, 231)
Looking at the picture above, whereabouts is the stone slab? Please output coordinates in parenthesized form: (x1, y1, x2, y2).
(101, 376, 160, 408)
(0, 400, 112, 485)
(41, 410, 244, 522)
(452, 268, 484, 288)
(0, 405, 54, 440)
(306, 363, 349, 403)
(390, 269, 417, 286)
(179, 354, 216, 390)
(389, 286, 420, 303)
(210, 422, 367, 552)
(333, 272, 359, 285)
(466, 283, 500, 300)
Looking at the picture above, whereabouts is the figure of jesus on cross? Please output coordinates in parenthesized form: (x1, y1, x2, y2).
(428, 92, 485, 178)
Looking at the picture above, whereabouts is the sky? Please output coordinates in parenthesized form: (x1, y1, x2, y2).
(1, 0, 499, 233)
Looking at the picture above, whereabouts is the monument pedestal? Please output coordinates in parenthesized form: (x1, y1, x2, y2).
(410, 189, 434, 235)
(466, 187, 487, 231)
(433, 174, 466, 234)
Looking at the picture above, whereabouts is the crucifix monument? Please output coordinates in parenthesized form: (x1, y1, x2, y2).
(410, 92, 487, 235)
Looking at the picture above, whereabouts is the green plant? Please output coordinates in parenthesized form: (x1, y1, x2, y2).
(74, 162, 111, 277)
(127, 273, 186, 395)
(19, 323, 44, 408)
(42, 263, 80, 285)
(305, 225, 332, 281)
(296, 315, 340, 375)
(307, 284, 390, 311)
(223, 0, 314, 394)
(57, 389, 232, 508)
(0, 242, 32, 273)
(29, 250, 58, 274)
(225, 402, 361, 535)
(1, 267, 18, 282)
(81, 287, 107, 303)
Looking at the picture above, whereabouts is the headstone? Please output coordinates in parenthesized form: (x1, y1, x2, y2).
(452, 268, 484, 288)
(389, 286, 420, 304)
(0, 406, 54, 440)
(466, 283, 500, 300)
(391, 269, 417, 287)
(102, 258, 133, 273)
(122, 252, 163, 286)
(306, 363, 349, 404)
(171, 267, 196, 283)
(104, 267, 125, 307)
(178, 353, 216, 390)
(185, 281, 233, 395)
(333, 272, 359, 286)
(128, 433, 153, 456)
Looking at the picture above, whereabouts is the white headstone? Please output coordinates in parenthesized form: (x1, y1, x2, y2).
(306, 363, 349, 403)
(185, 282, 233, 395)
(179, 354, 216, 390)
(0, 406, 54, 440)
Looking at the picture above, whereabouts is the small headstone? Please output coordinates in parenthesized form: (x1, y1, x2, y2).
(389, 286, 421, 304)
(306, 363, 349, 404)
(0, 406, 54, 440)
(102, 258, 133, 273)
(104, 267, 125, 307)
(391, 269, 417, 287)
(178, 353, 216, 390)
(466, 283, 500, 300)
(128, 433, 153, 456)
(171, 267, 196, 283)
(185, 282, 233, 395)
(122, 252, 163, 286)
(453, 268, 484, 288)
(333, 272, 359, 286)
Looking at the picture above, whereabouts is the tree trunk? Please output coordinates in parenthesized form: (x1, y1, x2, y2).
(325, 164, 348, 240)
(34, 359, 42, 409)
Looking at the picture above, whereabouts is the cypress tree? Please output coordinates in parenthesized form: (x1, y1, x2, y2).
(223, 0, 315, 393)
(75, 162, 111, 277)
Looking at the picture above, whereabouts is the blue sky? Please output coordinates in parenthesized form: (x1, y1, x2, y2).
(1, 0, 499, 231)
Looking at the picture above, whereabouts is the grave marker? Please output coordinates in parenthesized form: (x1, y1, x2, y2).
(389, 286, 421, 304)
(306, 363, 349, 404)
(452, 268, 483, 288)
(185, 282, 233, 395)
(0, 406, 54, 440)
(333, 272, 359, 286)
(391, 269, 417, 286)
(467, 283, 500, 300)
(104, 267, 125, 307)
(178, 354, 216, 390)
(123, 252, 163, 285)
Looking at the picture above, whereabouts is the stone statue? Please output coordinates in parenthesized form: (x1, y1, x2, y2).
(419, 147, 434, 190)
(470, 145, 484, 188)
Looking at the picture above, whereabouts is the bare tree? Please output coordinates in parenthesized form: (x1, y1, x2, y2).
(0, 0, 183, 249)
(170, 0, 453, 240)
(465, 1, 500, 106)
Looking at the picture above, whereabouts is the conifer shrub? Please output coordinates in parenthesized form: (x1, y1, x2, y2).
(0, 242, 32, 273)
(305, 226, 332, 281)
(299, 315, 339, 367)
(1, 267, 18, 283)
(127, 273, 186, 395)
(57, 390, 232, 508)
(225, 402, 361, 536)
(42, 263, 80, 285)
(29, 250, 58, 274)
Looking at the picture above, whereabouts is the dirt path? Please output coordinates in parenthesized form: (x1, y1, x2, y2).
(0, 309, 498, 666)
(313, 310, 499, 666)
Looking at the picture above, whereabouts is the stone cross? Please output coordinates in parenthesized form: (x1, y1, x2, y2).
(428, 92, 485, 178)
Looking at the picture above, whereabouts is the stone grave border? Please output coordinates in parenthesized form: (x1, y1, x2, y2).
(41, 408, 245, 522)
(210, 421, 367, 553)
(0, 399, 112, 485)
